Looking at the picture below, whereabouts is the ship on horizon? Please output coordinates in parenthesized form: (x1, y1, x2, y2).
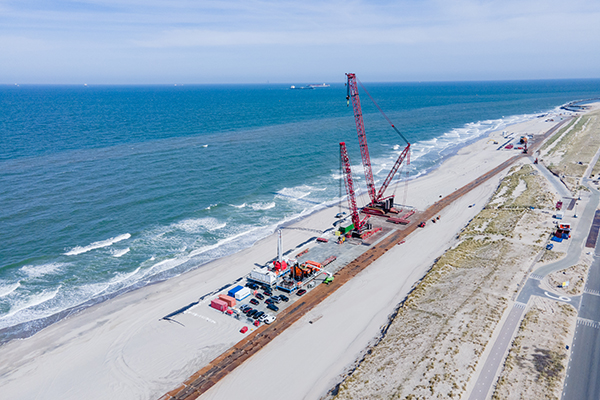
(290, 83, 330, 89)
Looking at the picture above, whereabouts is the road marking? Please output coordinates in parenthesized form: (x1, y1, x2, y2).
(530, 274, 544, 280)
(514, 302, 526, 309)
(544, 291, 571, 302)
(577, 317, 600, 329)
(584, 288, 600, 296)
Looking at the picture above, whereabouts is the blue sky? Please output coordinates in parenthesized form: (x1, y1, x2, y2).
(1, 0, 600, 84)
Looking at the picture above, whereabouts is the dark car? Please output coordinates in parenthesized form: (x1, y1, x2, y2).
(255, 293, 265, 300)
(270, 296, 281, 304)
(279, 294, 289, 302)
(248, 309, 258, 318)
(263, 290, 273, 297)
(244, 307, 253, 314)
(296, 289, 307, 296)
(265, 298, 274, 305)
(249, 298, 259, 305)
(267, 303, 279, 312)
(240, 304, 251, 312)
(246, 282, 259, 290)
(255, 311, 264, 319)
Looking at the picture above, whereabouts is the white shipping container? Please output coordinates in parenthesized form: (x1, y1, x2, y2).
(250, 267, 277, 285)
(235, 287, 251, 300)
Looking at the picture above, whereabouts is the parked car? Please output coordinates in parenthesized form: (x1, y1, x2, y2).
(249, 298, 259, 305)
(258, 313, 269, 322)
(255, 293, 264, 300)
(263, 290, 273, 297)
(255, 311, 264, 319)
(267, 303, 279, 312)
(265, 298, 274, 305)
(546, 243, 554, 250)
(270, 296, 281, 304)
(264, 315, 276, 324)
(240, 304, 251, 312)
(246, 282, 259, 290)
(279, 294, 289, 302)
(296, 289, 307, 296)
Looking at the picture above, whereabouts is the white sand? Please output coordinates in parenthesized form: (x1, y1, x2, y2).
(0, 115, 567, 399)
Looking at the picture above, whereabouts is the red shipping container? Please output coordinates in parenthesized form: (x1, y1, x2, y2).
(210, 299, 228, 312)
(218, 294, 236, 307)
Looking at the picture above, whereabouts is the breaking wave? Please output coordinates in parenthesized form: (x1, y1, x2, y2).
(64, 233, 131, 256)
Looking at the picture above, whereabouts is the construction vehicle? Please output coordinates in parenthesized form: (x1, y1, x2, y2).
(346, 73, 411, 214)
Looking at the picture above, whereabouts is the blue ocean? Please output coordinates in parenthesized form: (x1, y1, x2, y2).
(1, 79, 600, 342)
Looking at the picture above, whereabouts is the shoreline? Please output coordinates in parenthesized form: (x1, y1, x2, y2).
(0, 103, 577, 344)
(0, 104, 587, 400)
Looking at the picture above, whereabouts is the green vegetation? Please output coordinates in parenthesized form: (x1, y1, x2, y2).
(492, 301, 576, 400)
(542, 110, 600, 191)
(540, 117, 577, 152)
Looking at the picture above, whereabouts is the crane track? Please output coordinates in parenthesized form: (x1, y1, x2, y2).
(159, 118, 571, 400)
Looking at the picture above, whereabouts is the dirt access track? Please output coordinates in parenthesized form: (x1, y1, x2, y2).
(160, 119, 571, 400)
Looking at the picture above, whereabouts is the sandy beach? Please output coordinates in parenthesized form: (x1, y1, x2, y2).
(0, 111, 578, 399)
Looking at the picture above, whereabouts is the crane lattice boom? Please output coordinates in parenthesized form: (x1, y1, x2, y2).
(346, 73, 411, 205)
(346, 73, 377, 205)
(377, 143, 410, 201)
(340, 142, 367, 230)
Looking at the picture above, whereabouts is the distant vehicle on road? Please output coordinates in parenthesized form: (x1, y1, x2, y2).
(546, 243, 554, 250)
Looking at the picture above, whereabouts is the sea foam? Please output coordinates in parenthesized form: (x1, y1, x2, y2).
(64, 233, 131, 256)
(111, 247, 130, 257)
(20, 262, 65, 278)
(0, 287, 61, 321)
(0, 282, 20, 298)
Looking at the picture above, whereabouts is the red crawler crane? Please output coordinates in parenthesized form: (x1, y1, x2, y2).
(340, 142, 369, 231)
(346, 73, 411, 212)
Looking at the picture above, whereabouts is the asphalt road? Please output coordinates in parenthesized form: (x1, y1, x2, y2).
(562, 234, 600, 400)
(468, 178, 598, 399)
(533, 184, 599, 278)
(467, 303, 526, 400)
